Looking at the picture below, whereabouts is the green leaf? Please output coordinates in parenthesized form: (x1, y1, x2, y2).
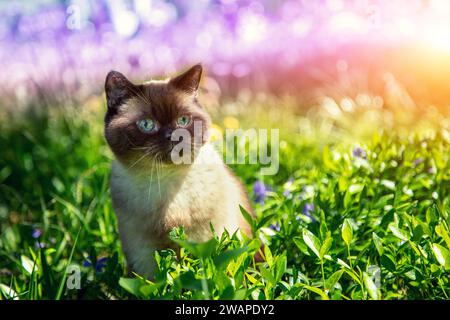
(432, 243, 450, 270)
(322, 145, 338, 171)
(264, 245, 273, 267)
(260, 266, 276, 286)
(177, 271, 204, 291)
(349, 183, 365, 194)
(302, 229, 321, 258)
(319, 233, 333, 259)
(374, 194, 394, 209)
(342, 219, 353, 246)
(380, 254, 396, 272)
(240, 205, 255, 233)
(389, 224, 409, 241)
(435, 224, 450, 250)
(40, 248, 56, 298)
(213, 247, 248, 270)
(293, 236, 309, 255)
(381, 179, 396, 191)
(0, 284, 18, 300)
(363, 272, 380, 300)
(303, 285, 329, 300)
(426, 206, 439, 224)
(412, 225, 424, 241)
(172, 238, 217, 259)
(372, 232, 384, 256)
(325, 269, 344, 290)
(21, 255, 36, 275)
(119, 278, 144, 297)
(233, 289, 247, 300)
(273, 254, 287, 282)
(256, 213, 277, 230)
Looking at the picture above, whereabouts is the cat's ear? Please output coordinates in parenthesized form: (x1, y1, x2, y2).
(169, 64, 202, 94)
(105, 71, 135, 110)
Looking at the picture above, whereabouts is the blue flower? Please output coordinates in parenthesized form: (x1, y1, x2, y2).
(302, 203, 316, 220)
(253, 180, 268, 205)
(82, 260, 92, 268)
(352, 147, 367, 159)
(83, 257, 108, 273)
(269, 222, 280, 232)
(295, 203, 317, 223)
(32, 227, 42, 239)
(95, 257, 108, 272)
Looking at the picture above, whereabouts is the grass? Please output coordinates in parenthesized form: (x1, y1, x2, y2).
(0, 94, 449, 300)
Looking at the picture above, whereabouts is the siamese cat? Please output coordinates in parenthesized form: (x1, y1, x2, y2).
(104, 64, 253, 277)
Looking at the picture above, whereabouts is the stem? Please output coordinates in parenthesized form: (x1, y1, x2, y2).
(347, 245, 353, 269)
(320, 259, 325, 289)
(200, 259, 210, 300)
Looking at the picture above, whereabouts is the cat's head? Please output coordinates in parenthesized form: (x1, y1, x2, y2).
(104, 64, 211, 168)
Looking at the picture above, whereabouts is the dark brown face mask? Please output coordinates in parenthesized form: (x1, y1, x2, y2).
(103, 64, 211, 166)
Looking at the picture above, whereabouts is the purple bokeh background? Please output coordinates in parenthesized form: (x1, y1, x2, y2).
(1, 1, 450, 106)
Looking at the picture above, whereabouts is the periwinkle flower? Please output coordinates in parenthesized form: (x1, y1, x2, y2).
(302, 203, 315, 217)
(352, 147, 367, 159)
(253, 180, 268, 205)
(83, 257, 108, 273)
(95, 257, 108, 272)
(296, 202, 317, 223)
(269, 222, 280, 232)
(32, 227, 42, 239)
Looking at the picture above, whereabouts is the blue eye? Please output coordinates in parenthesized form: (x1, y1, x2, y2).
(137, 118, 157, 133)
(176, 115, 191, 127)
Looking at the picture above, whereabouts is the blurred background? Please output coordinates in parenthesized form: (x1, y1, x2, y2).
(0, 0, 449, 116)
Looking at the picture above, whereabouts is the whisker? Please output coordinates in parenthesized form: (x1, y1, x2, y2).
(156, 153, 162, 199)
(128, 150, 152, 169)
(147, 161, 154, 202)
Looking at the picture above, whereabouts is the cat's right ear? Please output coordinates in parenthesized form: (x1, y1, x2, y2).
(105, 71, 134, 110)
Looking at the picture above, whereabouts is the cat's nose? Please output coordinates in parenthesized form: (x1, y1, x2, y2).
(161, 127, 173, 141)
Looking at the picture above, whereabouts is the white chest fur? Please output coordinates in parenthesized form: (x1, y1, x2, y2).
(109, 144, 244, 276)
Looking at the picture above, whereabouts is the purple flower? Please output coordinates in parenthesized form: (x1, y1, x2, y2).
(32, 228, 42, 239)
(95, 257, 108, 272)
(413, 158, 424, 166)
(253, 180, 268, 205)
(428, 167, 436, 174)
(302, 203, 315, 217)
(296, 203, 317, 223)
(352, 147, 367, 159)
(269, 222, 280, 232)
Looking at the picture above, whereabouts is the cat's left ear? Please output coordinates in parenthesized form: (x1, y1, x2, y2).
(170, 64, 202, 95)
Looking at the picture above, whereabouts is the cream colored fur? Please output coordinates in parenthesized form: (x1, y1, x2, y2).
(110, 143, 249, 277)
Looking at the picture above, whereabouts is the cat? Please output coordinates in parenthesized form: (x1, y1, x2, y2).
(104, 64, 254, 277)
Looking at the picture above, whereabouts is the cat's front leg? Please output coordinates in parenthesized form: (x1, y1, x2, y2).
(126, 245, 157, 279)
